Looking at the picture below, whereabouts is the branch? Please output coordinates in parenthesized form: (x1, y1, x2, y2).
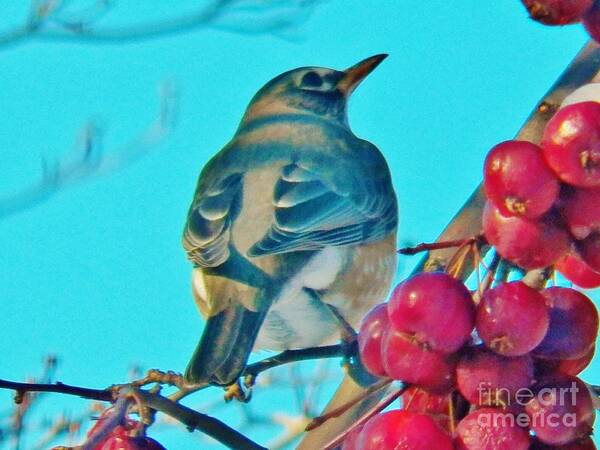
(0, 0, 326, 50)
(298, 39, 600, 450)
(243, 343, 350, 386)
(0, 81, 178, 220)
(134, 389, 267, 450)
(0, 379, 113, 402)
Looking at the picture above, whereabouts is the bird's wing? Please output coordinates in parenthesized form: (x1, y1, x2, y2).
(248, 155, 397, 257)
(183, 171, 243, 267)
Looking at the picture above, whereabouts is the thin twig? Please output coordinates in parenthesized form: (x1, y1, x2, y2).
(0, 379, 113, 402)
(398, 236, 482, 256)
(243, 343, 350, 387)
(134, 389, 267, 450)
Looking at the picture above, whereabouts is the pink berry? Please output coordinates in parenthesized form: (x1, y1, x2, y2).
(387, 272, 475, 353)
(357, 303, 389, 377)
(96, 435, 166, 450)
(456, 407, 530, 450)
(555, 251, 600, 288)
(484, 140, 559, 218)
(584, 1, 600, 43)
(456, 347, 534, 406)
(357, 410, 453, 450)
(477, 281, 550, 356)
(536, 346, 596, 377)
(534, 287, 599, 360)
(521, 0, 594, 25)
(579, 232, 600, 272)
(561, 187, 600, 239)
(381, 329, 455, 392)
(526, 375, 595, 446)
(482, 202, 570, 269)
(542, 102, 600, 187)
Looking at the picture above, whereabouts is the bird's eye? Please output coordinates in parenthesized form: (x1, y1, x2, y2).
(300, 71, 323, 88)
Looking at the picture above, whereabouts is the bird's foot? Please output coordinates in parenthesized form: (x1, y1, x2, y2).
(224, 379, 252, 403)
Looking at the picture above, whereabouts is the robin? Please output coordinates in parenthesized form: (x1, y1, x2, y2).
(182, 54, 398, 386)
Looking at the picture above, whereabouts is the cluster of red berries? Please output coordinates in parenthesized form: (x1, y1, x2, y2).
(520, 0, 600, 43)
(483, 100, 600, 282)
(55, 410, 166, 450)
(349, 272, 598, 449)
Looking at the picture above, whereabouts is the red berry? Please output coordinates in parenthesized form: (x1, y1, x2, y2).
(534, 287, 599, 360)
(555, 251, 600, 288)
(341, 425, 363, 450)
(456, 407, 530, 450)
(484, 140, 559, 218)
(531, 436, 597, 449)
(482, 202, 570, 269)
(579, 232, 600, 272)
(584, 1, 600, 44)
(456, 347, 534, 406)
(526, 375, 595, 445)
(96, 435, 166, 450)
(357, 303, 389, 377)
(521, 0, 594, 25)
(387, 272, 475, 353)
(357, 410, 453, 450)
(477, 281, 550, 356)
(542, 102, 600, 187)
(536, 346, 596, 377)
(561, 187, 600, 240)
(381, 329, 455, 392)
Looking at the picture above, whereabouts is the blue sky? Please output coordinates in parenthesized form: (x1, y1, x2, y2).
(0, 1, 598, 448)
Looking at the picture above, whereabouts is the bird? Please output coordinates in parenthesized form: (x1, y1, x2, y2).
(182, 54, 398, 387)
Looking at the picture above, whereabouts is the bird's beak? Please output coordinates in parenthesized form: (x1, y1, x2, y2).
(337, 54, 388, 95)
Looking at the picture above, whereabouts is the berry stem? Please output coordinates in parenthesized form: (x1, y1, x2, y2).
(398, 236, 483, 255)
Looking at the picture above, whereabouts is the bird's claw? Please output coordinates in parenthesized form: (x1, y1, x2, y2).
(224, 379, 252, 403)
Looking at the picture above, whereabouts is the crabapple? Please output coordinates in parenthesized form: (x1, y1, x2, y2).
(357, 303, 389, 377)
(482, 202, 570, 269)
(534, 287, 599, 360)
(484, 140, 559, 218)
(477, 281, 550, 356)
(542, 102, 600, 187)
(387, 272, 475, 353)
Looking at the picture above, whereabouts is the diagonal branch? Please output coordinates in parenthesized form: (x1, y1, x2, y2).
(0, 0, 326, 50)
(0, 81, 177, 220)
(298, 38, 600, 450)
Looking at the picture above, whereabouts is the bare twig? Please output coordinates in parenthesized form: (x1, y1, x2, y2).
(243, 343, 350, 387)
(134, 388, 267, 450)
(0, 82, 177, 220)
(398, 236, 483, 256)
(0, 0, 326, 50)
(0, 379, 113, 403)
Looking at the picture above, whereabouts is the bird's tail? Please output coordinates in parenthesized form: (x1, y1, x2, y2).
(184, 301, 268, 386)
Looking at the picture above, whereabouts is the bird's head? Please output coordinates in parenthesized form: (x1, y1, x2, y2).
(240, 54, 387, 127)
